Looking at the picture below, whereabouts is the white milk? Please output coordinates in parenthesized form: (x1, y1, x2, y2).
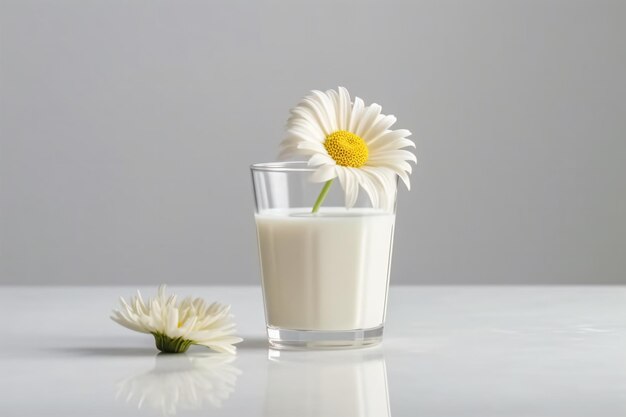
(255, 208, 395, 331)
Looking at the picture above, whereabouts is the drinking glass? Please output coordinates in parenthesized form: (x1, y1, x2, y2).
(251, 162, 397, 349)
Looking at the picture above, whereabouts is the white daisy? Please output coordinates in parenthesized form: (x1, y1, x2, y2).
(111, 285, 243, 354)
(279, 87, 416, 211)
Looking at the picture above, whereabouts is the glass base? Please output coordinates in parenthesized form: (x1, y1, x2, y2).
(267, 325, 384, 350)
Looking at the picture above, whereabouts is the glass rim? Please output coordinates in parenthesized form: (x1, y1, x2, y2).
(250, 161, 315, 172)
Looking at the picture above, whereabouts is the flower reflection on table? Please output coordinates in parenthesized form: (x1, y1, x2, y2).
(264, 347, 390, 417)
(116, 353, 241, 415)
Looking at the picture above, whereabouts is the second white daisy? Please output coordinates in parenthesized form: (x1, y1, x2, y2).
(279, 87, 416, 211)
(111, 285, 243, 354)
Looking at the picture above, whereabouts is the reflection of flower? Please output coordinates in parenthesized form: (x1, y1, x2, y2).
(279, 87, 416, 212)
(111, 285, 243, 353)
(116, 354, 242, 415)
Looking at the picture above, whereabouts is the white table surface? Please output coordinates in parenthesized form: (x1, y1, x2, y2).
(1, 285, 624, 416)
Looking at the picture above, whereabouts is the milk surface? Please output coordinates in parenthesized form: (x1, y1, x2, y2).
(255, 208, 395, 330)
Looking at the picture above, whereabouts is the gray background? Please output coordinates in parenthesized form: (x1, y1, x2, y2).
(1, 0, 625, 285)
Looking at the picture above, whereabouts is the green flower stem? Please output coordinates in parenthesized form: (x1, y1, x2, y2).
(152, 333, 193, 353)
(311, 179, 334, 214)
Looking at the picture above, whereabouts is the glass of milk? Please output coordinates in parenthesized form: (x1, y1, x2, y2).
(251, 162, 397, 349)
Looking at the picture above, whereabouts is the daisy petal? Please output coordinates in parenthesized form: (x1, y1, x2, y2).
(167, 308, 179, 335)
(370, 161, 412, 189)
(371, 137, 416, 152)
(368, 129, 412, 148)
(279, 136, 304, 151)
(111, 312, 149, 333)
(286, 115, 326, 138)
(355, 103, 382, 138)
(348, 97, 365, 133)
(310, 90, 338, 133)
(368, 150, 417, 164)
(286, 126, 324, 144)
(310, 164, 338, 182)
(338, 86, 351, 130)
(301, 96, 333, 135)
(362, 167, 398, 210)
(308, 153, 334, 167)
(354, 169, 379, 209)
(363, 114, 397, 143)
(326, 88, 341, 130)
(336, 167, 359, 208)
(296, 141, 326, 154)
(288, 109, 326, 139)
(206, 343, 237, 355)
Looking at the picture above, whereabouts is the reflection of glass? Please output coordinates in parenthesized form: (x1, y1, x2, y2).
(264, 347, 391, 417)
(116, 354, 241, 415)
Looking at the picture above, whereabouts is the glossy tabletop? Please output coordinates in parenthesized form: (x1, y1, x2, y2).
(1, 286, 624, 416)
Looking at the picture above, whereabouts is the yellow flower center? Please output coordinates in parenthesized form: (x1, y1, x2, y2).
(324, 130, 369, 167)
